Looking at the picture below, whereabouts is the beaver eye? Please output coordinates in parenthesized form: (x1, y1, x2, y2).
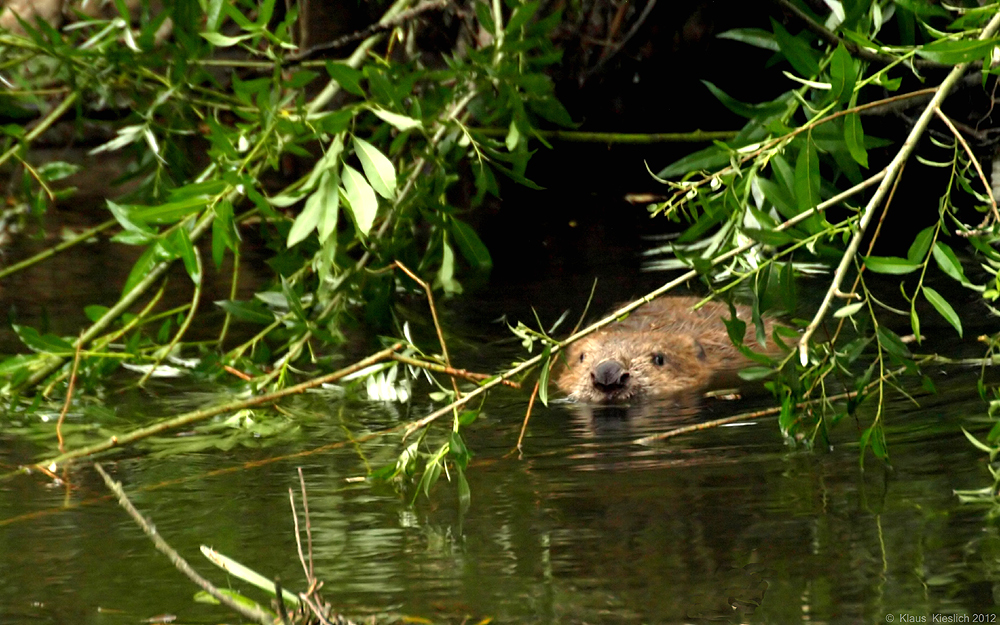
(652, 352, 666, 367)
(578, 352, 586, 363)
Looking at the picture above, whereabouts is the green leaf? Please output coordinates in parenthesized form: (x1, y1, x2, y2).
(843, 112, 868, 167)
(656, 144, 731, 179)
(538, 345, 552, 407)
(421, 460, 442, 497)
(286, 181, 323, 247)
(907, 226, 935, 262)
(923, 287, 963, 338)
(107, 200, 154, 236)
(456, 464, 471, 512)
(200, 31, 251, 46)
(738, 366, 775, 381)
(12, 325, 73, 354)
(702, 81, 789, 119)
(771, 19, 820, 77)
(716, 28, 779, 51)
(123, 243, 171, 295)
(931, 241, 970, 285)
(201, 546, 299, 607)
(794, 140, 820, 212)
(863, 256, 920, 274)
(353, 137, 396, 199)
(961, 428, 993, 453)
(166, 227, 201, 285)
(435, 237, 462, 295)
(450, 218, 492, 270)
(757, 177, 797, 220)
(876, 325, 911, 359)
(829, 43, 856, 105)
(215, 300, 274, 324)
(834, 301, 865, 318)
(317, 168, 341, 243)
(505, 0, 539, 33)
(369, 107, 422, 132)
(341, 164, 378, 238)
(916, 37, 999, 64)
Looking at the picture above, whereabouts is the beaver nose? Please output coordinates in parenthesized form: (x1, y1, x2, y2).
(592, 360, 629, 391)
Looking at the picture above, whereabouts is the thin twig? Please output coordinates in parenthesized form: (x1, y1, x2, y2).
(0, 218, 117, 280)
(297, 467, 314, 581)
(138, 243, 203, 387)
(934, 107, 1000, 225)
(290, 0, 448, 61)
(290, 488, 310, 583)
(390, 352, 520, 388)
(94, 463, 274, 625)
(394, 261, 460, 401)
(55, 338, 83, 454)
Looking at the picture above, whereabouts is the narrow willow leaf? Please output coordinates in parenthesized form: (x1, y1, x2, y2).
(436, 237, 463, 294)
(656, 143, 730, 178)
(916, 37, 999, 64)
(324, 61, 364, 96)
(876, 326, 911, 359)
(317, 168, 340, 242)
(172, 227, 201, 285)
(834, 301, 865, 318)
(456, 464, 471, 512)
(716, 28, 779, 51)
(538, 345, 552, 407)
(923, 287, 963, 337)
(107, 200, 154, 235)
(12, 325, 72, 354)
(421, 460, 442, 497)
(771, 19, 820, 77)
(843, 112, 868, 167)
(701, 81, 788, 119)
(353, 136, 396, 199)
(910, 305, 921, 343)
(907, 226, 935, 262)
(863, 255, 919, 274)
(341, 164, 378, 237)
(931, 241, 970, 285)
(287, 172, 326, 247)
(505, 0, 539, 33)
(962, 428, 993, 453)
(829, 43, 856, 105)
(200, 546, 299, 607)
(794, 140, 820, 212)
(369, 107, 422, 131)
(200, 31, 250, 46)
(450, 218, 492, 270)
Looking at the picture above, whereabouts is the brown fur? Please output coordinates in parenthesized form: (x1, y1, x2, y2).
(556, 297, 780, 403)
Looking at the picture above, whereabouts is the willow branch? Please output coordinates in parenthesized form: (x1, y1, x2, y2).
(797, 9, 1000, 365)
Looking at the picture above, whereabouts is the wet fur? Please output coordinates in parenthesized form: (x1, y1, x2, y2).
(557, 297, 779, 403)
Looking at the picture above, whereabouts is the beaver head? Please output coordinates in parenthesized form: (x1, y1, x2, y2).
(557, 330, 711, 403)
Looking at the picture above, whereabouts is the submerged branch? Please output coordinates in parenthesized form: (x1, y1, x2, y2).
(21, 343, 402, 474)
(94, 463, 274, 625)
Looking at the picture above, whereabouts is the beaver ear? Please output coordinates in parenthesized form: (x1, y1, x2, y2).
(694, 340, 707, 361)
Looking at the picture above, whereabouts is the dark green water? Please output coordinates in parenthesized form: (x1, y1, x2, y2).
(1, 352, 999, 624)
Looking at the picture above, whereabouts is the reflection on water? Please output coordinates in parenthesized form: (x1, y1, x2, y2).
(2, 363, 999, 624)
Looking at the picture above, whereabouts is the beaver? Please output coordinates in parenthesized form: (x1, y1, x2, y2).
(556, 297, 780, 403)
